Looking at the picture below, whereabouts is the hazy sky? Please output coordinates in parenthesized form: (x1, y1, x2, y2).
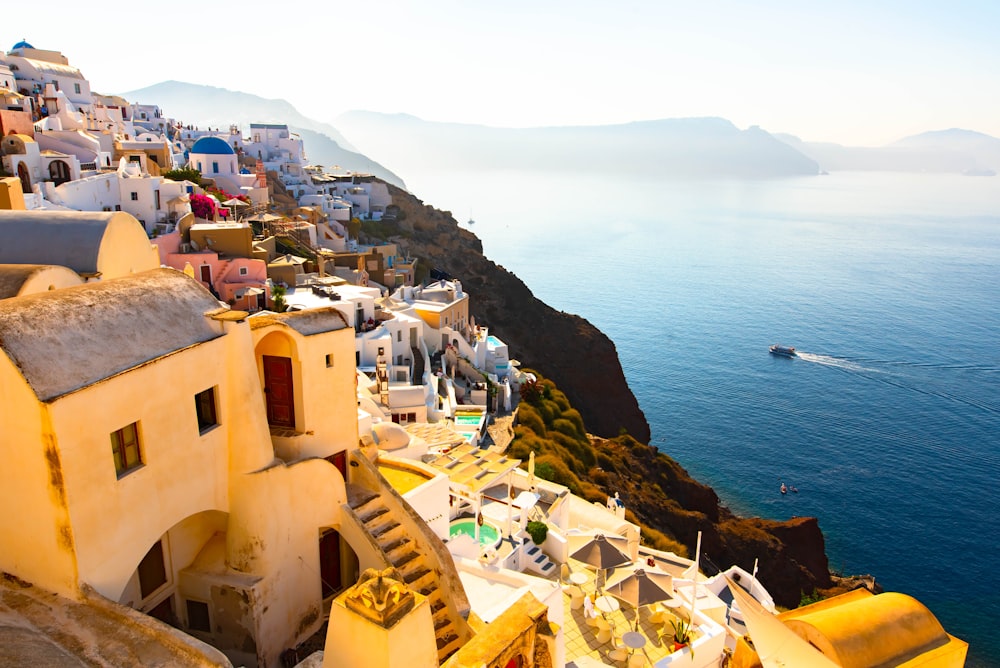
(6, 1, 998, 145)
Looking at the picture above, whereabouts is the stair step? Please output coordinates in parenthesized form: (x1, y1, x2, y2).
(526, 546, 539, 556)
(434, 616, 453, 632)
(371, 520, 401, 538)
(392, 551, 421, 571)
(359, 506, 389, 524)
(350, 492, 380, 511)
(534, 554, 546, 564)
(404, 566, 432, 585)
(540, 561, 555, 572)
(436, 631, 459, 651)
(382, 536, 412, 554)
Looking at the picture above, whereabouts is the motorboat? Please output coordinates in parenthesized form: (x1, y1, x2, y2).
(769, 344, 797, 357)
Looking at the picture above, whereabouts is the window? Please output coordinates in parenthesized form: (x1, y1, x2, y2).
(326, 353, 334, 367)
(397, 330, 402, 342)
(130, 192, 138, 201)
(74, 83, 81, 94)
(239, 266, 248, 276)
(212, 161, 219, 174)
(154, 190, 161, 210)
(195, 388, 218, 432)
(111, 422, 142, 477)
(186, 599, 211, 633)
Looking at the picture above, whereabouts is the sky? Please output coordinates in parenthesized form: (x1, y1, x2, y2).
(6, 0, 999, 146)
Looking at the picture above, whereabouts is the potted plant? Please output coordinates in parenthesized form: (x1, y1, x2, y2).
(669, 618, 694, 655)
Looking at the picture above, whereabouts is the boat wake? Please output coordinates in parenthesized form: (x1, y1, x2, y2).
(794, 352, 1000, 416)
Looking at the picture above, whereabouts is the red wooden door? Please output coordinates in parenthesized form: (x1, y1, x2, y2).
(319, 530, 341, 598)
(263, 355, 294, 428)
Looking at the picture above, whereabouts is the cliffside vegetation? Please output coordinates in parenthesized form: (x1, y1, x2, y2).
(508, 371, 848, 608)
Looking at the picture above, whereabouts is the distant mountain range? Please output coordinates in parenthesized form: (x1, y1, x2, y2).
(334, 112, 821, 179)
(117, 81, 998, 185)
(120, 81, 406, 188)
(775, 128, 1000, 175)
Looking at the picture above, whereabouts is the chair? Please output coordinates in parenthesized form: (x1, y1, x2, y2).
(583, 594, 600, 626)
(608, 633, 629, 663)
(559, 563, 570, 584)
(595, 616, 613, 644)
(627, 652, 647, 668)
(648, 603, 665, 625)
(569, 587, 585, 610)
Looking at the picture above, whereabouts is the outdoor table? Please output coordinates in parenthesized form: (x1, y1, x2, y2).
(569, 572, 588, 586)
(595, 595, 620, 614)
(622, 631, 646, 650)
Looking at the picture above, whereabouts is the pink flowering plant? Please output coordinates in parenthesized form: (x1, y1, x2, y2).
(190, 193, 217, 219)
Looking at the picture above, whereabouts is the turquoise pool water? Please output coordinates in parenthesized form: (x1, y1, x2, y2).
(449, 519, 500, 547)
(487, 335, 503, 347)
(454, 414, 482, 426)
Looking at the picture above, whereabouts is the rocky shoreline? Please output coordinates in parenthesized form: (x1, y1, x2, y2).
(373, 183, 872, 607)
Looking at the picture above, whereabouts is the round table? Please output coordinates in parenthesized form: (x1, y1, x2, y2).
(595, 595, 620, 614)
(569, 572, 588, 586)
(622, 631, 646, 650)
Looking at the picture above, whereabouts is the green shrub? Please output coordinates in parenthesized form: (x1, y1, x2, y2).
(526, 520, 548, 545)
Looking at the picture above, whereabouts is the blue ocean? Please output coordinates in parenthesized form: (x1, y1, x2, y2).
(405, 169, 1000, 666)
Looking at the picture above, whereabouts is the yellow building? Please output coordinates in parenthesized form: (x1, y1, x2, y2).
(730, 582, 968, 668)
(0, 267, 387, 667)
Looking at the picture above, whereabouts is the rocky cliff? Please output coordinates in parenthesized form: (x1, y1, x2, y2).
(369, 183, 859, 607)
(380, 184, 650, 444)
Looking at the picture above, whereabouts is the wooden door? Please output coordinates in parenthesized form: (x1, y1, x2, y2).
(319, 530, 341, 598)
(263, 355, 294, 428)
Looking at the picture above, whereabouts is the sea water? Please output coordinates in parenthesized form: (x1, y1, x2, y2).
(403, 169, 1000, 666)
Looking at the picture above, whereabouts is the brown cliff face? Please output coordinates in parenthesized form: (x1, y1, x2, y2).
(590, 436, 832, 608)
(372, 183, 840, 607)
(380, 184, 650, 443)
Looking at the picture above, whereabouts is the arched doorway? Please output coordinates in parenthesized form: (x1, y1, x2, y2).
(48, 160, 71, 185)
(16, 162, 30, 193)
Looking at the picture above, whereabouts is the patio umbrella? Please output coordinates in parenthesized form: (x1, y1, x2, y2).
(569, 533, 631, 590)
(223, 197, 249, 207)
(605, 566, 677, 629)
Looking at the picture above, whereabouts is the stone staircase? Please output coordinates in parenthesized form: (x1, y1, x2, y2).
(522, 537, 556, 578)
(351, 491, 463, 663)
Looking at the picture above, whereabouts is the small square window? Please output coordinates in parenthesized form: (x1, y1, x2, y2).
(239, 266, 248, 276)
(325, 354, 334, 367)
(130, 192, 138, 201)
(186, 599, 211, 633)
(195, 387, 218, 433)
(111, 422, 142, 477)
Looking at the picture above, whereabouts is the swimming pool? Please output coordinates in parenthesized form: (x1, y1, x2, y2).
(487, 335, 503, 347)
(449, 518, 501, 548)
(454, 413, 482, 426)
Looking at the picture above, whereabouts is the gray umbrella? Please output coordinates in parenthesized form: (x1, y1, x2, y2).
(605, 565, 678, 629)
(569, 533, 631, 591)
(569, 533, 631, 570)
